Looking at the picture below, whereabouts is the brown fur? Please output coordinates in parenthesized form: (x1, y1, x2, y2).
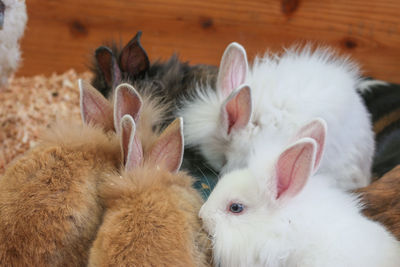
(0, 121, 121, 266)
(88, 115, 211, 266)
(373, 108, 400, 136)
(0, 80, 168, 265)
(356, 165, 400, 240)
(135, 91, 168, 152)
(88, 166, 211, 267)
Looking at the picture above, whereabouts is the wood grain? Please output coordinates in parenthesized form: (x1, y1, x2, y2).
(17, 0, 400, 83)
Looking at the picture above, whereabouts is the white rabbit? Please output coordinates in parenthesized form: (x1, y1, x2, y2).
(178, 42, 374, 190)
(199, 124, 400, 267)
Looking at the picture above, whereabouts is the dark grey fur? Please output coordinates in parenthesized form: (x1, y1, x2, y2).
(91, 32, 218, 120)
(360, 81, 400, 178)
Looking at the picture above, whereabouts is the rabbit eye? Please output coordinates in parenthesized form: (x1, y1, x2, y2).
(229, 203, 244, 214)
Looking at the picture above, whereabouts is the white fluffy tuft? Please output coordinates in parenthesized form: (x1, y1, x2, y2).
(356, 78, 389, 93)
(0, 0, 27, 88)
(176, 83, 229, 170)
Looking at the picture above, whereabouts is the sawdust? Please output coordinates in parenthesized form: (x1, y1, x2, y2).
(0, 70, 92, 174)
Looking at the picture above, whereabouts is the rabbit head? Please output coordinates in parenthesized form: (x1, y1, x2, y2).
(179, 42, 253, 172)
(200, 114, 400, 267)
(199, 120, 326, 266)
(91, 31, 150, 97)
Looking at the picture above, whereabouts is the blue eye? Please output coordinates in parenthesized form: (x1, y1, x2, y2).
(229, 203, 244, 214)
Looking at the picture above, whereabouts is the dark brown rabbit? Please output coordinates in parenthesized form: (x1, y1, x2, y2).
(0, 79, 122, 266)
(356, 165, 400, 240)
(91, 31, 218, 121)
(88, 115, 211, 267)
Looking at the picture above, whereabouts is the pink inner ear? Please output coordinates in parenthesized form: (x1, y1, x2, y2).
(114, 84, 142, 134)
(275, 139, 316, 199)
(80, 80, 113, 130)
(111, 59, 122, 89)
(120, 115, 143, 171)
(125, 135, 143, 172)
(217, 43, 248, 98)
(223, 85, 252, 134)
(149, 118, 183, 173)
(292, 118, 327, 171)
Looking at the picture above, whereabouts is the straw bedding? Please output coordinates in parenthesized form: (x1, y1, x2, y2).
(0, 70, 91, 175)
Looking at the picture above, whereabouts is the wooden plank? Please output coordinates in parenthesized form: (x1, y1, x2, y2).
(17, 0, 400, 83)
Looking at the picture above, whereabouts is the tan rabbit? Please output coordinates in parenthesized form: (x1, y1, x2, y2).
(0, 79, 152, 266)
(356, 165, 400, 240)
(88, 115, 211, 267)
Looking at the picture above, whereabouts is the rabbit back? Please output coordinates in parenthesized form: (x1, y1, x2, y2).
(0, 123, 120, 266)
(356, 165, 400, 240)
(89, 167, 211, 267)
(248, 47, 373, 189)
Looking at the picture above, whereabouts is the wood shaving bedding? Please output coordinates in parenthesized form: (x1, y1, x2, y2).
(0, 70, 92, 175)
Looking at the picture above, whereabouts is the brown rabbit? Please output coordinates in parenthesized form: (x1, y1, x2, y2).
(356, 165, 400, 240)
(88, 116, 211, 267)
(0, 80, 149, 266)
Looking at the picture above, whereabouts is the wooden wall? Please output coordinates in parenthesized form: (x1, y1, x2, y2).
(17, 0, 400, 83)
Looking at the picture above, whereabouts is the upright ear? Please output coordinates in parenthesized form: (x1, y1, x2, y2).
(120, 115, 143, 171)
(79, 79, 114, 131)
(217, 42, 248, 98)
(119, 31, 150, 77)
(95, 46, 122, 89)
(274, 138, 317, 201)
(291, 118, 327, 172)
(148, 117, 184, 173)
(221, 84, 252, 135)
(113, 83, 143, 134)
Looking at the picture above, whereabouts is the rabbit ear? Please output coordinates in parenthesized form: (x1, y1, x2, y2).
(292, 118, 327, 172)
(217, 42, 248, 98)
(113, 83, 143, 134)
(111, 58, 122, 89)
(274, 138, 317, 200)
(79, 79, 114, 130)
(120, 115, 143, 171)
(148, 117, 184, 173)
(119, 31, 150, 77)
(221, 84, 252, 134)
(95, 46, 122, 90)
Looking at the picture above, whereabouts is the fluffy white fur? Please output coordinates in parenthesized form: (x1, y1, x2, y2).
(356, 78, 388, 93)
(0, 0, 27, 87)
(199, 142, 400, 267)
(178, 44, 374, 190)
